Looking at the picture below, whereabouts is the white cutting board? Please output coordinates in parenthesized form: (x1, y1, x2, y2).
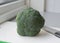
(0, 22, 60, 43)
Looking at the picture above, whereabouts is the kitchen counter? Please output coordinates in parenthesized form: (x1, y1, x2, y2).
(0, 22, 60, 43)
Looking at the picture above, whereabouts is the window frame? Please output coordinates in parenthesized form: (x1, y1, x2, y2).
(0, 0, 26, 23)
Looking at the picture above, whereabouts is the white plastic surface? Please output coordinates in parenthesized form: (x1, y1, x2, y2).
(0, 22, 60, 43)
(30, 0, 44, 14)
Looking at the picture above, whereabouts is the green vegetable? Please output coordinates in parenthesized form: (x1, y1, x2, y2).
(16, 8, 45, 36)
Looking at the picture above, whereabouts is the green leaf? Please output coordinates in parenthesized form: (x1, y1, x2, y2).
(0, 41, 10, 43)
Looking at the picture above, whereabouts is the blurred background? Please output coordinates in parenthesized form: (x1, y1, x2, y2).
(0, 0, 60, 28)
(0, 0, 44, 23)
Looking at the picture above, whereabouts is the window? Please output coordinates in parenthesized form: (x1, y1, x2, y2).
(0, 0, 25, 23)
(0, 0, 17, 5)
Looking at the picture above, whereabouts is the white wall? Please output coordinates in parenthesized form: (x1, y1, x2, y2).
(46, 0, 60, 13)
(30, 0, 44, 14)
